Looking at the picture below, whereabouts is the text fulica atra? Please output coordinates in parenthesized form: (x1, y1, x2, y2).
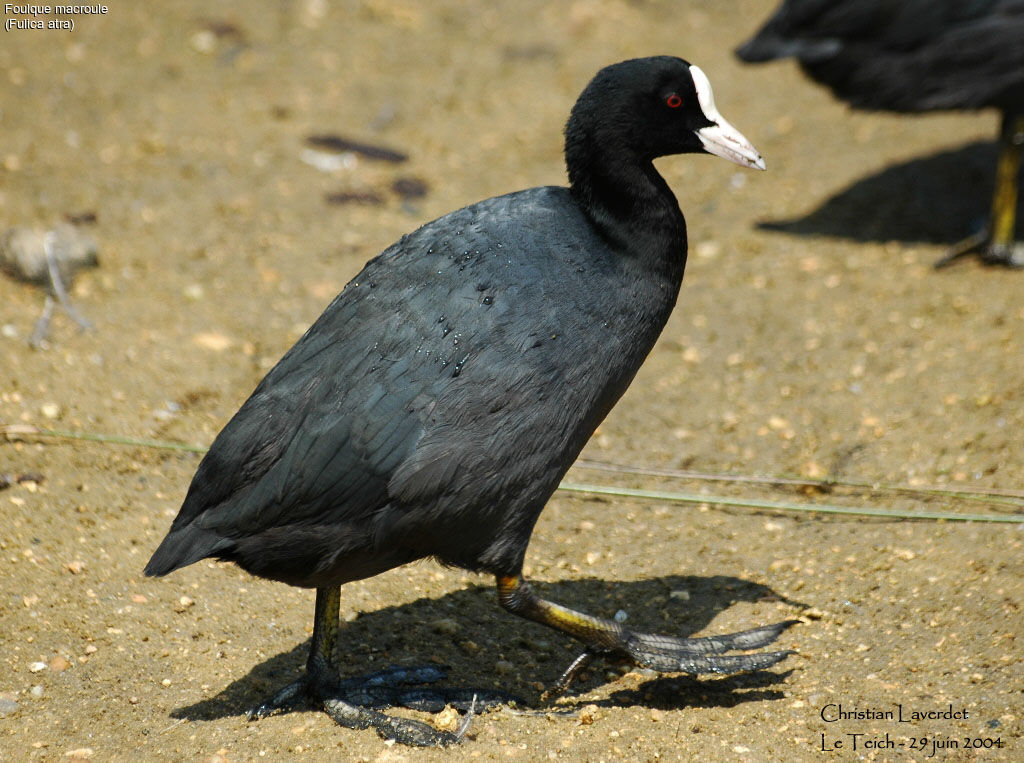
(146, 56, 795, 746)
(737, 0, 1024, 267)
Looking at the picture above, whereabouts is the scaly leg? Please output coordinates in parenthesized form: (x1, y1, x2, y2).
(247, 587, 517, 747)
(496, 575, 796, 699)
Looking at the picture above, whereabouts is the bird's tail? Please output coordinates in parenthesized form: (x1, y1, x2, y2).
(144, 526, 233, 577)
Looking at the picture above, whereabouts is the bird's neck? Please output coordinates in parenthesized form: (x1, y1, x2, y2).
(566, 138, 688, 274)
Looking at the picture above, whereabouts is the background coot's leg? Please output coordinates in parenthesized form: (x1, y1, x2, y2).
(936, 111, 1024, 269)
(985, 112, 1024, 267)
(247, 587, 519, 747)
(496, 575, 797, 698)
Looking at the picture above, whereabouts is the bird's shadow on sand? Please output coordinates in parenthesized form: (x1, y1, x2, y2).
(172, 574, 805, 723)
(759, 141, 1020, 245)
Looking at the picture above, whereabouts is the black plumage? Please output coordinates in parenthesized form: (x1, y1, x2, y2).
(146, 56, 794, 746)
(737, 0, 1024, 267)
(146, 188, 681, 585)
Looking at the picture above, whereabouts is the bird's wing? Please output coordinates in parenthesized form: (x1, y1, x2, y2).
(737, 0, 1004, 62)
(174, 190, 610, 539)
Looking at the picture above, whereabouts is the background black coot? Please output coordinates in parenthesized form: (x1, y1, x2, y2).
(737, 0, 1024, 268)
(145, 56, 794, 746)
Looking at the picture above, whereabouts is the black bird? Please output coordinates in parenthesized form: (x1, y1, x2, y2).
(736, 0, 1024, 268)
(146, 56, 795, 746)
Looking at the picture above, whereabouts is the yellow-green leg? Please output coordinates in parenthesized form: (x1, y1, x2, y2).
(937, 111, 1024, 268)
(496, 575, 797, 699)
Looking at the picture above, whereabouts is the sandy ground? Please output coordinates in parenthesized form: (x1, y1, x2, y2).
(1, 1, 1022, 760)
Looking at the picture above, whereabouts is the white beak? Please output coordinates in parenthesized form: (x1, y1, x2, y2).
(690, 65, 766, 171)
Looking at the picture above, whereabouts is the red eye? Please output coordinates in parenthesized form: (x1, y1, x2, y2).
(666, 93, 682, 109)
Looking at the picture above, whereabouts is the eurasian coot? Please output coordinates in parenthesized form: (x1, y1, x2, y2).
(146, 56, 795, 746)
(737, 0, 1024, 267)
